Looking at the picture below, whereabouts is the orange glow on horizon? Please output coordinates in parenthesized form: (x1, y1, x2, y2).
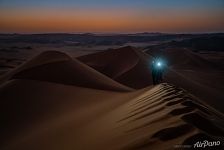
(0, 8, 223, 33)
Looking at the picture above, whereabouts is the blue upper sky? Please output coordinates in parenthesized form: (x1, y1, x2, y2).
(1, 0, 223, 10)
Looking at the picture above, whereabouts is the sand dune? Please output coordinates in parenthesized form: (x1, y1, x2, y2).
(0, 51, 132, 92)
(79, 46, 224, 112)
(0, 51, 71, 82)
(78, 46, 154, 89)
(1, 48, 224, 150)
(0, 79, 139, 149)
(1, 82, 223, 150)
(116, 84, 224, 149)
(146, 47, 224, 112)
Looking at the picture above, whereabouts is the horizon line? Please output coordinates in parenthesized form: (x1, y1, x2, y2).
(1, 31, 224, 35)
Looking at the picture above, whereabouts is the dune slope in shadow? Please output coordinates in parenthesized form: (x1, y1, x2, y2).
(78, 46, 154, 89)
(0, 51, 133, 92)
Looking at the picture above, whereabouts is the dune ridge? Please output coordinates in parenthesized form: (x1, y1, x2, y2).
(1, 51, 133, 92)
(78, 46, 154, 89)
(110, 83, 224, 150)
(1, 83, 224, 150)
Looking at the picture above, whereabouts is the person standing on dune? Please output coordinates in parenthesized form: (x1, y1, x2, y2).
(151, 58, 164, 85)
(151, 60, 157, 85)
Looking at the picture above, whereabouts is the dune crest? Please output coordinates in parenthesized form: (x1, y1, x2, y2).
(78, 46, 154, 89)
(1, 83, 224, 150)
(1, 51, 133, 91)
(93, 83, 224, 150)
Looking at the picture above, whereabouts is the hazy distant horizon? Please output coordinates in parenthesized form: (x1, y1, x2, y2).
(0, 31, 224, 35)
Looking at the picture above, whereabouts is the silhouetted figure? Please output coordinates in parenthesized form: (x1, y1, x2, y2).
(151, 58, 164, 85)
(151, 60, 157, 85)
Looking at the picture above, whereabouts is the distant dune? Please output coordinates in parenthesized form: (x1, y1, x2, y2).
(78, 46, 154, 89)
(1, 51, 132, 92)
(146, 48, 221, 70)
(0, 47, 224, 150)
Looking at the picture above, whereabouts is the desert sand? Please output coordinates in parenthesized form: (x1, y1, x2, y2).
(1, 46, 224, 150)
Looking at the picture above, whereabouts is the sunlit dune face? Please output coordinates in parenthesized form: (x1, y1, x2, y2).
(0, 7, 223, 33)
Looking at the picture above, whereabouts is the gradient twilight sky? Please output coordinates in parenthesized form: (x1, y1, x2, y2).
(0, 0, 224, 33)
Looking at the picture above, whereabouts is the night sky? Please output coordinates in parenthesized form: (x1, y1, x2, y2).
(0, 0, 224, 33)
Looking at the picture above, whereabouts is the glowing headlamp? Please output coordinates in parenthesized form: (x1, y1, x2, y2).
(156, 61, 162, 68)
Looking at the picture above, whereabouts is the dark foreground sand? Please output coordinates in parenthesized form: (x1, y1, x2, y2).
(0, 47, 224, 150)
